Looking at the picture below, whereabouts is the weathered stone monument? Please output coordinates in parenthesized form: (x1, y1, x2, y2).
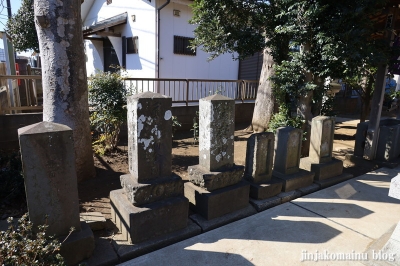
(272, 127, 314, 191)
(244, 132, 282, 199)
(300, 116, 352, 187)
(185, 94, 250, 221)
(18, 122, 94, 265)
(110, 92, 189, 244)
(353, 119, 400, 162)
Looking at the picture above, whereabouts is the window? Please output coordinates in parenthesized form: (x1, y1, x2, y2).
(174, 36, 196, 56)
(126, 36, 138, 54)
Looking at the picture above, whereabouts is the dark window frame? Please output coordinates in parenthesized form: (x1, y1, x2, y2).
(173, 36, 196, 56)
(126, 36, 138, 54)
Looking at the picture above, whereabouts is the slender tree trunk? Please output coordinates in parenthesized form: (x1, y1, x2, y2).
(247, 47, 275, 132)
(298, 43, 313, 157)
(359, 74, 374, 123)
(34, 0, 95, 181)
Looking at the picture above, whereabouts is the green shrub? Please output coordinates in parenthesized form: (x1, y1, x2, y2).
(0, 151, 25, 204)
(268, 106, 304, 134)
(88, 70, 133, 154)
(0, 214, 66, 265)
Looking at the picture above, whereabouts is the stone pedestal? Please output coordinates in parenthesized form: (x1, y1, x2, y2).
(300, 116, 352, 186)
(110, 92, 188, 244)
(185, 95, 249, 220)
(18, 121, 94, 265)
(110, 190, 188, 243)
(272, 127, 314, 192)
(244, 133, 283, 199)
(184, 181, 249, 220)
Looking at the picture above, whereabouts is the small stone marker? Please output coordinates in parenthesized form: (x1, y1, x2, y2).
(272, 127, 314, 192)
(244, 133, 282, 200)
(18, 121, 94, 265)
(110, 92, 188, 244)
(300, 116, 352, 184)
(389, 174, 400, 200)
(185, 95, 249, 220)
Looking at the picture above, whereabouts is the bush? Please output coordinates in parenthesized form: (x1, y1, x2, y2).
(268, 106, 304, 134)
(0, 151, 25, 204)
(0, 214, 66, 265)
(88, 70, 133, 154)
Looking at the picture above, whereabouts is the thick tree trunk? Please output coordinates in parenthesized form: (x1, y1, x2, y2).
(247, 47, 275, 133)
(34, 0, 95, 181)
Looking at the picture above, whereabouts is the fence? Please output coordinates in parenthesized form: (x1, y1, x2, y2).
(123, 78, 259, 105)
(1, 76, 259, 114)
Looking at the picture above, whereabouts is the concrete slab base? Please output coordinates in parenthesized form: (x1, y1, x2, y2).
(59, 222, 95, 266)
(110, 189, 188, 244)
(277, 190, 302, 203)
(113, 220, 201, 262)
(190, 204, 257, 232)
(80, 212, 107, 231)
(296, 183, 321, 196)
(300, 157, 343, 180)
(248, 177, 283, 200)
(273, 169, 314, 192)
(81, 236, 119, 266)
(314, 173, 353, 189)
(249, 196, 281, 212)
(184, 181, 250, 220)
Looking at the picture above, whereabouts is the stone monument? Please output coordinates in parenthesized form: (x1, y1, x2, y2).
(272, 127, 314, 191)
(185, 94, 249, 220)
(244, 132, 282, 199)
(300, 116, 352, 187)
(110, 92, 188, 244)
(18, 121, 94, 265)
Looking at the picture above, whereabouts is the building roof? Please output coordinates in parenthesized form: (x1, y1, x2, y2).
(82, 12, 127, 38)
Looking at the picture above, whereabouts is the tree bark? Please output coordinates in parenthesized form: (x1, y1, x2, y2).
(298, 43, 313, 157)
(247, 47, 276, 133)
(34, 0, 95, 181)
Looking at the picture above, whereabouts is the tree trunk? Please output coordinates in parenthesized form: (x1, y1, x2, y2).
(298, 43, 313, 157)
(34, 0, 95, 181)
(359, 74, 374, 123)
(247, 47, 276, 133)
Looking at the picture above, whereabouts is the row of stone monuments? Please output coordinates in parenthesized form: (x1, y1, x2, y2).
(17, 92, 352, 264)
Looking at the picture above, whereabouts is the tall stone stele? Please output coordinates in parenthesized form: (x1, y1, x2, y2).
(110, 92, 188, 244)
(18, 122, 94, 265)
(244, 132, 283, 200)
(300, 116, 352, 186)
(272, 127, 314, 191)
(34, 0, 95, 182)
(185, 94, 249, 220)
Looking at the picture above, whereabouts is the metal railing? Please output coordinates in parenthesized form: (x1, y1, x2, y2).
(123, 78, 259, 106)
(0, 76, 259, 114)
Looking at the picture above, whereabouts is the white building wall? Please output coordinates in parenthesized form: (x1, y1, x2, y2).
(83, 0, 157, 78)
(158, 2, 239, 80)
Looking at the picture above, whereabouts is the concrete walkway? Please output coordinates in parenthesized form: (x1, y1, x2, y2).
(120, 167, 400, 266)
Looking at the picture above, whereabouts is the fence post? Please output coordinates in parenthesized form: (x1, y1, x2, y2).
(241, 80, 245, 103)
(186, 79, 189, 106)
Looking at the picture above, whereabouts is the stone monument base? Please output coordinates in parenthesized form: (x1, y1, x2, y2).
(273, 169, 314, 192)
(120, 174, 183, 206)
(59, 222, 95, 266)
(314, 173, 353, 189)
(184, 181, 250, 220)
(247, 177, 283, 200)
(300, 157, 343, 180)
(188, 164, 245, 191)
(110, 189, 188, 244)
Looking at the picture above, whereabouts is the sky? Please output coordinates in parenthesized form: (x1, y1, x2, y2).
(0, 0, 22, 31)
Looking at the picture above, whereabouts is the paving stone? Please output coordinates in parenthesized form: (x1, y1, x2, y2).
(80, 212, 107, 231)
